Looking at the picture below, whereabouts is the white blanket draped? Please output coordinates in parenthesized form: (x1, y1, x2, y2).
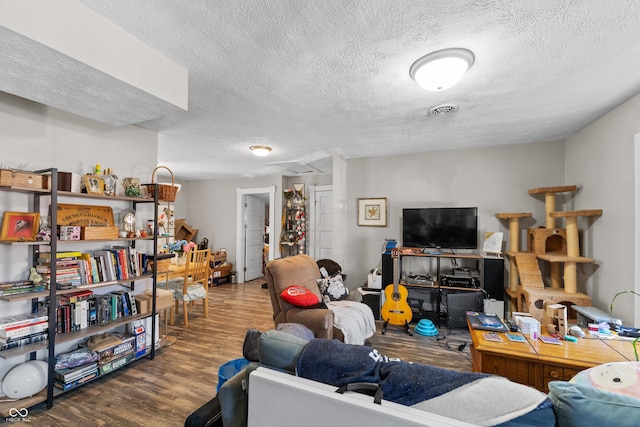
(326, 300, 376, 345)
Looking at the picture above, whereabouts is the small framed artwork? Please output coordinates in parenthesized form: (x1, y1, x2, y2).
(84, 175, 104, 195)
(293, 183, 305, 205)
(358, 198, 387, 227)
(0, 212, 41, 241)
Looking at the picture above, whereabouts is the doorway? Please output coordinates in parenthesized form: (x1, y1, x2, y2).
(309, 184, 333, 260)
(235, 186, 276, 283)
(245, 194, 266, 281)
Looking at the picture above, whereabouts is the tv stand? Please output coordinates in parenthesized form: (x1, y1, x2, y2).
(382, 249, 503, 327)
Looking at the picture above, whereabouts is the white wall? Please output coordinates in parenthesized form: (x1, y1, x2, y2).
(344, 140, 567, 289)
(565, 92, 640, 326)
(184, 173, 333, 269)
(185, 175, 284, 263)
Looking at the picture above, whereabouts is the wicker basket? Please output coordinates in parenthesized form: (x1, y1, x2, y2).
(145, 166, 178, 202)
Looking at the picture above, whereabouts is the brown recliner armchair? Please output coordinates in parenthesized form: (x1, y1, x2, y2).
(265, 254, 345, 341)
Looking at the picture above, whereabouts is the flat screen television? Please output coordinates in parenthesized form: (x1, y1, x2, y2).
(402, 207, 478, 249)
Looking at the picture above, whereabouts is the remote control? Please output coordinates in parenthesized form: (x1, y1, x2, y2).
(504, 318, 519, 332)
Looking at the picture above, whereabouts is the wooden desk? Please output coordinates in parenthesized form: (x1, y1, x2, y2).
(468, 324, 632, 392)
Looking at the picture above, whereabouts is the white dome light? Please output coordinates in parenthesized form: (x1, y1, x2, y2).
(250, 145, 272, 157)
(410, 48, 474, 91)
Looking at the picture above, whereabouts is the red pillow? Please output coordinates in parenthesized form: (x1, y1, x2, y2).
(280, 286, 320, 307)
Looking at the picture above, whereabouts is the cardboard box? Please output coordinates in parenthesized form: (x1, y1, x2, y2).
(135, 294, 152, 314)
(99, 352, 135, 375)
(0, 169, 48, 189)
(516, 316, 540, 335)
(211, 263, 232, 278)
(132, 325, 146, 358)
(174, 219, 198, 241)
(144, 288, 174, 311)
(85, 334, 135, 364)
(544, 303, 568, 336)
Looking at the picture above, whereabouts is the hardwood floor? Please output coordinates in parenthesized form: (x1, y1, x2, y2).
(22, 280, 472, 426)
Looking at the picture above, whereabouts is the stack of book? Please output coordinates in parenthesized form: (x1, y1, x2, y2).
(36, 252, 83, 289)
(0, 280, 47, 297)
(54, 362, 99, 391)
(0, 313, 49, 352)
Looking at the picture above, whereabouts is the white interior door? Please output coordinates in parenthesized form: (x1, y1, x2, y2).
(311, 185, 333, 260)
(245, 194, 266, 281)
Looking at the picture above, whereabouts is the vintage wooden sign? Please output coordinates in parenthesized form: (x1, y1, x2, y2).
(55, 204, 115, 227)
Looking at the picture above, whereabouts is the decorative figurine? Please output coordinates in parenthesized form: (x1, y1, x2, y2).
(29, 267, 43, 285)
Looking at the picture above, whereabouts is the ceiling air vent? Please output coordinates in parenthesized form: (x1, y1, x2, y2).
(428, 104, 458, 115)
(264, 160, 323, 175)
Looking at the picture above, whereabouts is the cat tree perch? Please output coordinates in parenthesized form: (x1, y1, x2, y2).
(497, 185, 602, 322)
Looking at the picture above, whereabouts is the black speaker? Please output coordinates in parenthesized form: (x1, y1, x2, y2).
(446, 291, 482, 328)
(362, 291, 381, 320)
(482, 258, 505, 300)
(381, 253, 401, 288)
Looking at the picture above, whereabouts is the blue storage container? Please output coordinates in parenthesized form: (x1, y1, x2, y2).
(216, 358, 250, 393)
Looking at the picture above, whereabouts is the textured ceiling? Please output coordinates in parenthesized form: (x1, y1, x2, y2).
(57, 1, 640, 179)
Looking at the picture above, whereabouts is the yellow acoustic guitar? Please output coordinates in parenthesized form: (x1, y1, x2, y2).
(380, 248, 413, 335)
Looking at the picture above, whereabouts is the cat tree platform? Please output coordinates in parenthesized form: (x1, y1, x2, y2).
(528, 185, 577, 228)
(511, 252, 592, 323)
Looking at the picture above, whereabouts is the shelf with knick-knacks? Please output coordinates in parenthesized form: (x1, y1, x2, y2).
(280, 186, 306, 256)
(0, 167, 161, 416)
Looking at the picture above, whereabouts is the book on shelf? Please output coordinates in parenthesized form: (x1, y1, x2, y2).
(54, 362, 99, 383)
(127, 291, 137, 316)
(88, 298, 97, 325)
(93, 250, 117, 281)
(0, 319, 48, 339)
(0, 313, 49, 331)
(115, 291, 131, 316)
(54, 369, 99, 391)
(112, 247, 130, 279)
(0, 284, 47, 296)
(0, 331, 48, 351)
(58, 289, 94, 304)
(0, 280, 46, 296)
(56, 251, 83, 259)
(0, 280, 34, 289)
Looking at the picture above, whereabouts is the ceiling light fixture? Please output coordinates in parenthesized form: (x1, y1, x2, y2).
(410, 48, 474, 91)
(250, 145, 272, 157)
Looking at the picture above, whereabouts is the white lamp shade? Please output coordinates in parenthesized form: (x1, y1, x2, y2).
(410, 48, 474, 91)
(0, 360, 48, 399)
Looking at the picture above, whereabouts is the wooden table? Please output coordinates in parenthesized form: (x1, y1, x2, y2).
(467, 324, 634, 392)
(162, 263, 187, 280)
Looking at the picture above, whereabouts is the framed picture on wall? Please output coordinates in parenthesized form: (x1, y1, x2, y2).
(358, 198, 387, 227)
(0, 211, 41, 241)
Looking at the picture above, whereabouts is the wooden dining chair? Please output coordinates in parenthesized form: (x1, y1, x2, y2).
(166, 248, 210, 327)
